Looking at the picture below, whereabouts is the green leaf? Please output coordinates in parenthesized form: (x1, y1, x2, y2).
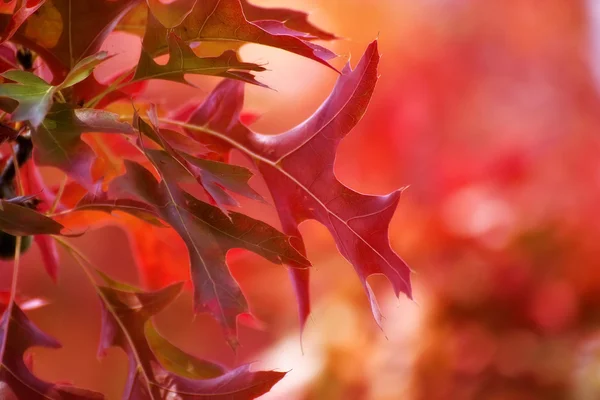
(133, 33, 267, 87)
(57, 52, 112, 90)
(0, 52, 111, 127)
(144, 323, 225, 379)
(0, 70, 53, 127)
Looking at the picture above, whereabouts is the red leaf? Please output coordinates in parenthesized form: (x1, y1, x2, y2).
(175, 40, 412, 330)
(32, 104, 134, 187)
(0, 0, 45, 44)
(146, 0, 197, 29)
(134, 32, 268, 88)
(0, 291, 47, 312)
(142, 0, 337, 71)
(72, 70, 147, 109)
(34, 234, 59, 282)
(96, 275, 285, 399)
(0, 0, 141, 80)
(127, 220, 189, 289)
(20, 158, 60, 212)
(138, 109, 263, 212)
(0, 43, 18, 72)
(72, 190, 165, 227)
(0, 304, 103, 399)
(240, 0, 337, 41)
(110, 159, 310, 340)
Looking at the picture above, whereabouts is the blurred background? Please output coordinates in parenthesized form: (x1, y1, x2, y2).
(6, 0, 600, 398)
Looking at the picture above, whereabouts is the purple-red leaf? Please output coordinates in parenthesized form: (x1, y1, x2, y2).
(0, 199, 63, 236)
(136, 110, 262, 212)
(69, 190, 165, 227)
(32, 104, 134, 187)
(174, 40, 412, 330)
(142, 0, 337, 71)
(0, 0, 141, 80)
(96, 274, 285, 399)
(110, 159, 310, 340)
(146, 0, 196, 29)
(240, 0, 337, 41)
(0, 304, 103, 399)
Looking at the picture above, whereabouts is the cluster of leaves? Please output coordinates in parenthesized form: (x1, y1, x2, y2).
(0, 0, 411, 398)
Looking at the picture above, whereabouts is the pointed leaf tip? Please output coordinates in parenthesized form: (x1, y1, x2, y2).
(178, 41, 411, 331)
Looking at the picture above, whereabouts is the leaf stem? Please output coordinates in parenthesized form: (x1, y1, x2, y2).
(84, 67, 135, 109)
(9, 236, 22, 310)
(55, 90, 66, 104)
(0, 236, 23, 366)
(154, 117, 412, 289)
(8, 144, 24, 196)
(53, 236, 158, 399)
(157, 118, 274, 166)
(49, 174, 68, 214)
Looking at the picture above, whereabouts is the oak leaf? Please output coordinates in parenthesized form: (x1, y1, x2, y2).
(240, 0, 337, 40)
(0, 52, 111, 127)
(0, 304, 103, 399)
(109, 158, 310, 340)
(172, 40, 412, 330)
(32, 104, 134, 186)
(0, 0, 140, 80)
(134, 32, 267, 88)
(142, 0, 337, 70)
(95, 274, 286, 399)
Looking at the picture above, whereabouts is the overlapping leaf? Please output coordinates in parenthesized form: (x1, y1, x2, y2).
(0, 0, 140, 79)
(95, 273, 285, 399)
(0, 70, 53, 127)
(146, 0, 196, 29)
(137, 109, 262, 212)
(0, 43, 18, 72)
(0, 304, 103, 399)
(172, 40, 412, 329)
(127, 220, 190, 289)
(0, 52, 110, 127)
(0, 0, 46, 44)
(73, 70, 147, 109)
(109, 157, 310, 339)
(68, 190, 164, 227)
(0, 198, 63, 236)
(134, 32, 267, 88)
(32, 103, 134, 186)
(0, 291, 47, 312)
(115, 2, 147, 37)
(142, 0, 337, 70)
(0, 122, 18, 143)
(239, 0, 337, 40)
